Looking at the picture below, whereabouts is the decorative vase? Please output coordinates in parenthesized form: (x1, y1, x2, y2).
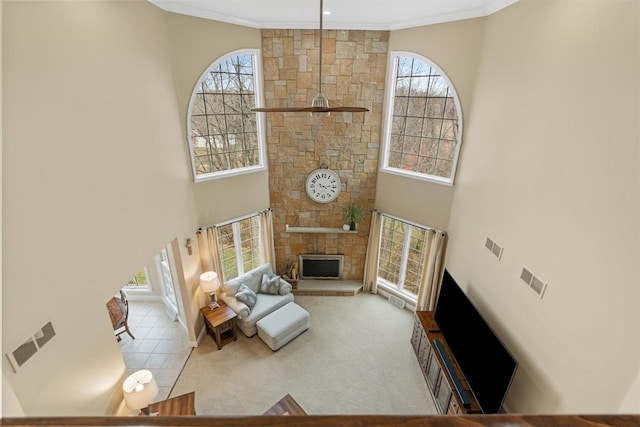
(349, 221, 356, 231)
(342, 224, 350, 231)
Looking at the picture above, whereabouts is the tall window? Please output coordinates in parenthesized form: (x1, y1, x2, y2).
(378, 215, 428, 298)
(218, 214, 262, 280)
(381, 52, 462, 185)
(187, 50, 265, 182)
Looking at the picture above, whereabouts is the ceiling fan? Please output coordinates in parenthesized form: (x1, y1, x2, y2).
(252, 0, 369, 114)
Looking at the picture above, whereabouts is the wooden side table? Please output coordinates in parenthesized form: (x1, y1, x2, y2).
(200, 303, 237, 350)
(148, 391, 195, 415)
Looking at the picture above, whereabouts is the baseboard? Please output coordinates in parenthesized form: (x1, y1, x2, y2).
(124, 293, 163, 302)
(196, 324, 207, 345)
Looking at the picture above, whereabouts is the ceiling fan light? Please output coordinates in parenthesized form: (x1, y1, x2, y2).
(311, 92, 330, 116)
(311, 92, 329, 109)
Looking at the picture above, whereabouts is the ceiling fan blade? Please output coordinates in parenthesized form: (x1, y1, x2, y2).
(252, 1, 369, 116)
(326, 106, 370, 112)
(251, 107, 313, 112)
(252, 106, 369, 113)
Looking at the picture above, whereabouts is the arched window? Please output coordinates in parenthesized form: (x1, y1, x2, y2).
(187, 50, 266, 182)
(381, 52, 462, 185)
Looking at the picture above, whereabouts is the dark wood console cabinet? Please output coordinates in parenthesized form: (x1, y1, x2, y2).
(411, 311, 482, 414)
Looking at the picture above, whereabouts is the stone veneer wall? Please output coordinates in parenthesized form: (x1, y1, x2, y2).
(261, 29, 389, 280)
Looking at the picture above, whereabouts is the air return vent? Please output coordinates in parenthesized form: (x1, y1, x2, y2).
(485, 237, 503, 260)
(520, 267, 547, 299)
(388, 295, 406, 309)
(6, 321, 56, 372)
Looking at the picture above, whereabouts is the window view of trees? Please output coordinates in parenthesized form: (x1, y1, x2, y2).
(124, 269, 150, 289)
(218, 215, 262, 280)
(378, 215, 428, 297)
(384, 54, 462, 184)
(189, 52, 262, 180)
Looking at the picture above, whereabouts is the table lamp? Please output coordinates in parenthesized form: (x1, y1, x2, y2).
(123, 369, 158, 415)
(200, 271, 221, 309)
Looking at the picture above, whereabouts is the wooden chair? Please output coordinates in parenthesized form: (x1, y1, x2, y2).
(108, 290, 135, 341)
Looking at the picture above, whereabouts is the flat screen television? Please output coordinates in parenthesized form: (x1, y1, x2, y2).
(434, 269, 517, 414)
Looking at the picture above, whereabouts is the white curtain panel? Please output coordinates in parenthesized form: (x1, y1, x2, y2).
(363, 210, 383, 293)
(197, 226, 225, 284)
(416, 230, 447, 311)
(259, 209, 276, 268)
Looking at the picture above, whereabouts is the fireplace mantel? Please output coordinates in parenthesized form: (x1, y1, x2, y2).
(285, 224, 357, 234)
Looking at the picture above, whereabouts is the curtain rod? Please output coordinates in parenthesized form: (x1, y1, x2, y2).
(375, 210, 446, 235)
(197, 208, 272, 231)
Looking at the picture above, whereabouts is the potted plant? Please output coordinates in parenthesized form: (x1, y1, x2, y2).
(343, 203, 363, 231)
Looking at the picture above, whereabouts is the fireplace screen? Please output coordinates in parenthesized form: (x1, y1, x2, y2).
(298, 254, 344, 280)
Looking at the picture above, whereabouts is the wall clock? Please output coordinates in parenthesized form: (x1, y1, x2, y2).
(306, 166, 341, 203)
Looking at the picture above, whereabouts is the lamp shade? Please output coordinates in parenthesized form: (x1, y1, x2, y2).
(123, 369, 158, 410)
(200, 271, 221, 294)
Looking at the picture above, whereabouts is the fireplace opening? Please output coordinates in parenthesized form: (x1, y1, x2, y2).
(298, 254, 344, 280)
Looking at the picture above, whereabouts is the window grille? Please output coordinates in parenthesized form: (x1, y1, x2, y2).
(187, 50, 265, 181)
(382, 53, 462, 185)
(378, 215, 428, 297)
(218, 214, 261, 280)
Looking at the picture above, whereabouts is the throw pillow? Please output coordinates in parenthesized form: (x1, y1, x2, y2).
(278, 279, 292, 295)
(235, 284, 257, 310)
(260, 273, 281, 295)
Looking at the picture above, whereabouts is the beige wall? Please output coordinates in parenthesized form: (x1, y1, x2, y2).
(375, 18, 486, 230)
(3, 0, 638, 417)
(446, 0, 639, 413)
(162, 12, 268, 338)
(0, 0, 21, 417)
(2, 0, 198, 415)
(163, 13, 270, 226)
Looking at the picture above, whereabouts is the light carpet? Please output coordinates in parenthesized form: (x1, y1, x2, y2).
(170, 293, 437, 416)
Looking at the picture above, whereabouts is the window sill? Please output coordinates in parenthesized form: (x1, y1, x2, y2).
(193, 164, 267, 183)
(380, 167, 454, 187)
(377, 281, 418, 305)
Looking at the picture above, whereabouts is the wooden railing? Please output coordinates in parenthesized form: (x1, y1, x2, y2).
(2, 414, 639, 426)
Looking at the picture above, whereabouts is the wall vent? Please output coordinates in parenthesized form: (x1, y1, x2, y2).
(388, 295, 406, 309)
(6, 321, 56, 373)
(485, 237, 503, 260)
(485, 237, 494, 250)
(520, 267, 547, 298)
(166, 305, 178, 322)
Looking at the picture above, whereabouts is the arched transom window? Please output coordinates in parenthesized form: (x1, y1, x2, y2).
(187, 50, 265, 182)
(381, 52, 462, 185)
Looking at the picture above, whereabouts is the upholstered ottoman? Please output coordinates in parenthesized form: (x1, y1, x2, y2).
(256, 302, 310, 351)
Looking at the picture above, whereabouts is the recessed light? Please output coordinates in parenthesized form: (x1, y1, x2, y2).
(323, 10, 331, 15)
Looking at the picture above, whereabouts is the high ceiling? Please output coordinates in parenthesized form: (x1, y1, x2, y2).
(148, 0, 520, 30)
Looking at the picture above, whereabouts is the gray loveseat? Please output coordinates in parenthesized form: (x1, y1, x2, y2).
(220, 263, 293, 337)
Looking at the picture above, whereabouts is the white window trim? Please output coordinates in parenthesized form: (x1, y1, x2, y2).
(380, 51, 463, 186)
(378, 278, 418, 304)
(218, 212, 263, 279)
(186, 49, 267, 183)
(377, 213, 434, 301)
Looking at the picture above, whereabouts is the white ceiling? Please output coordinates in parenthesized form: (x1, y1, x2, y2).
(148, 0, 520, 30)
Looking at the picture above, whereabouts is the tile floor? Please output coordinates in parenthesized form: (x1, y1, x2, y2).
(117, 299, 192, 400)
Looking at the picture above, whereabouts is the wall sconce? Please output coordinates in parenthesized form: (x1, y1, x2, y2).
(185, 238, 192, 255)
